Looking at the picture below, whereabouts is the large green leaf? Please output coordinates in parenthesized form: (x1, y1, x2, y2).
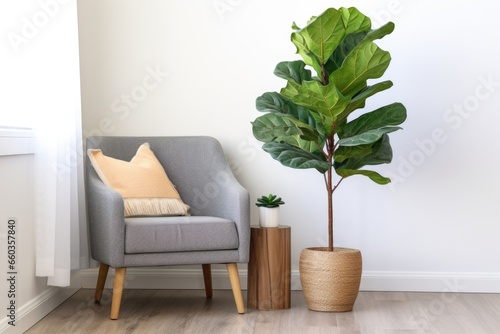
(325, 31, 366, 75)
(338, 126, 400, 147)
(291, 7, 371, 76)
(252, 113, 318, 143)
(358, 134, 393, 166)
(336, 135, 393, 184)
(336, 81, 394, 126)
(336, 168, 391, 184)
(291, 8, 344, 75)
(293, 139, 323, 155)
(362, 21, 395, 42)
(256, 91, 296, 114)
(334, 143, 373, 163)
(325, 22, 395, 74)
(336, 134, 393, 168)
(274, 61, 312, 84)
(262, 142, 331, 173)
(281, 79, 350, 136)
(281, 80, 344, 116)
(255, 92, 324, 136)
(330, 41, 391, 96)
(341, 102, 407, 138)
(339, 7, 372, 35)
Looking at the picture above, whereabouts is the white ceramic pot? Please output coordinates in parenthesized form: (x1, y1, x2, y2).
(258, 207, 280, 228)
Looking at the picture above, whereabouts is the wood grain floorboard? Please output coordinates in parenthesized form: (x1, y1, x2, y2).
(25, 289, 500, 333)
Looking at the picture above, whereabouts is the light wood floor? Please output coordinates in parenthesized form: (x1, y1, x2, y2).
(26, 289, 500, 333)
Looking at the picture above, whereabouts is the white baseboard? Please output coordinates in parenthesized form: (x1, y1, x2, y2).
(79, 267, 500, 293)
(360, 271, 500, 293)
(0, 287, 78, 334)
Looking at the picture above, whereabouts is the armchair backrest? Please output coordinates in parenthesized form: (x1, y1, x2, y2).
(86, 136, 243, 216)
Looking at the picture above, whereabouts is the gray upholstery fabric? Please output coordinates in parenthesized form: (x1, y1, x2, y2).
(123, 250, 240, 267)
(85, 136, 250, 268)
(124, 216, 239, 254)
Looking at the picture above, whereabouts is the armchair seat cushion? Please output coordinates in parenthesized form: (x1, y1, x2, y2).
(124, 216, 239, 254)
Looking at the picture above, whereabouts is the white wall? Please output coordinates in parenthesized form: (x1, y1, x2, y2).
(0, 155, 42, 327)
(0, 153, 77, 334)
(78, 0, 500, 292)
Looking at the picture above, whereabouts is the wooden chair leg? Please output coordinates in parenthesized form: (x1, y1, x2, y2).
(110, 267, 127, 320)
(202, 264, 213, 298)
(95, 263, 109, 303)
(226, 263, 245, 314)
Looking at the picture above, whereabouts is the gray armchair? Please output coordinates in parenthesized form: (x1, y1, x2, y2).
(85, 136, 250, 319)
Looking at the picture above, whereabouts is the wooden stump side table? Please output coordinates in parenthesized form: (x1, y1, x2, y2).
(247, 225, 291, 310)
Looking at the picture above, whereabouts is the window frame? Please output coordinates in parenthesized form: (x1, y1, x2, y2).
(0, 127, 35, 156)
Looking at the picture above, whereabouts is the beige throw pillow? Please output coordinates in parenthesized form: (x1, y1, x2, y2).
(87, 143, 190, 217)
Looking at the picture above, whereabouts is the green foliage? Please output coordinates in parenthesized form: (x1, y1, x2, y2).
(256, 194, 285, 208)
(252, 7, 407, 250)
(252, 7, 406, 186)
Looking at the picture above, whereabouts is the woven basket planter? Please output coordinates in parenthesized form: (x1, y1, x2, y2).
(299, 247, 362, 312)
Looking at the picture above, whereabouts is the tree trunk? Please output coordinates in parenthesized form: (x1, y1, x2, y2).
(327, 167, 333, 251)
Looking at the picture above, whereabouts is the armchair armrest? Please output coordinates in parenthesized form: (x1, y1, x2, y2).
(86, 172, 126, 267)
(209, 172, 250, 263)
(188, 142, 250, 263)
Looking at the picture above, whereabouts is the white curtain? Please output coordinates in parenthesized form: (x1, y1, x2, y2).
(34, 1, 90, 287)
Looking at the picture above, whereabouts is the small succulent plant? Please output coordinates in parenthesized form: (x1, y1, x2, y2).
(255, 194, 285, 208)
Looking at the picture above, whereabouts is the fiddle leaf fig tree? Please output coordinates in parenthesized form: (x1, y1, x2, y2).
(252, 7, 407, 251)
